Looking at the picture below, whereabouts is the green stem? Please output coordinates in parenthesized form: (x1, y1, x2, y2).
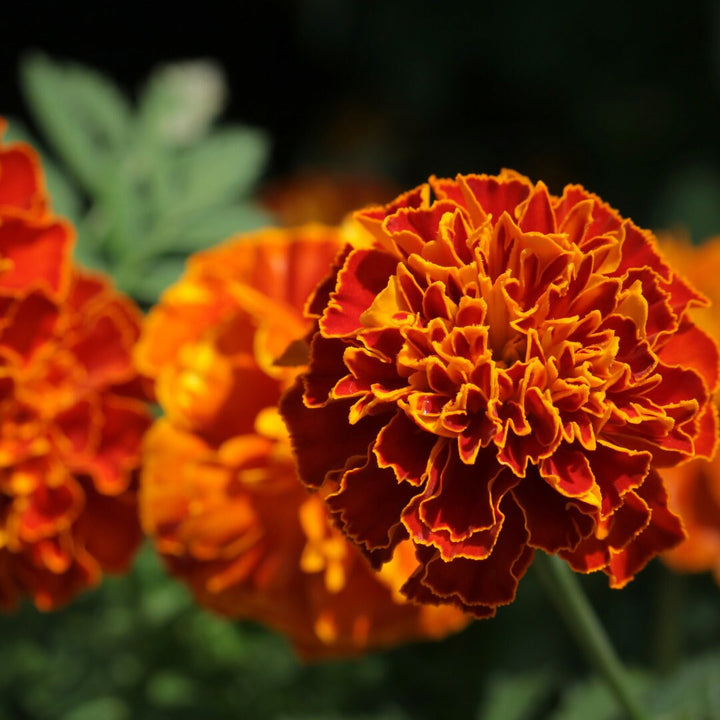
(533, 553, 649, 720)
(652, 564, 685, 674)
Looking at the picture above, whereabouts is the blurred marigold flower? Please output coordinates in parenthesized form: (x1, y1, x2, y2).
(0, 121, 151, 610)
(657, 235, 720, 582)
(260, 171, 399, 226)
(280, 170, 719, 618)
(136, 226, 468, 659)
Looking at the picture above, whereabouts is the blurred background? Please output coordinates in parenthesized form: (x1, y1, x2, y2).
(3, 1, 720, 718)
(5, 0, 720, 238)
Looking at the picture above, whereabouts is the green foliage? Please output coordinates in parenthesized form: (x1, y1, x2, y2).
(478, 670, 556, 720)
(19, 54, 273, 303)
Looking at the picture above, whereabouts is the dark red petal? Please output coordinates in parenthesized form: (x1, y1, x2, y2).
(280, 379, 387, 489)
(327, 455, 417, 563)
(402, 495, 532, 616)
(374, 410, 437, 485)
(589, 443, 652, 516)
(418, 446, 517, 539)
(303, 335, 348, 407)
(513, 470, 594, 553)
(605, 470, 685, 587)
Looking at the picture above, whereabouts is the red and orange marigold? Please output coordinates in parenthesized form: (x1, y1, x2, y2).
(280, 169, 719, 618)
(135, 225, 468, 659)
(0, 121, 151, 609)
(657, 235, 720, 582)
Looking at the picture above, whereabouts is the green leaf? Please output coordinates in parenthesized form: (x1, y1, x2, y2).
(60, 697, 130, 720)
(170, 127, 270, 214)
(478, 670, 555, 720)
(20, 53, 131, 194)
(647, 651, 720, 719)
(148, 204, 273, 256)
(551, 669, 652, 720)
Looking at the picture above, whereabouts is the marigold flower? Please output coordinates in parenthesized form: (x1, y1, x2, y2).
(657, 235, 720, 582)
(0, 121, 151, 609)
(280, 170, 719, 617)
(260, 171, 398, 226)
(136, 226, 468, 659)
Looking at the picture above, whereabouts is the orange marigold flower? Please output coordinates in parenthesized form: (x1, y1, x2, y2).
(657, 235, 720, 582)
(260, 171, 399, 226)
(136, 226, 468, 659)
(0, 121, 151, 610)
(279, 170, 720, 618)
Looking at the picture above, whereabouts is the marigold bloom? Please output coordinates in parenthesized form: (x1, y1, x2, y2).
(136, 226, 468, 659)
(0, 121, 151, 609)
(280, 170, 719, 617)
(261, 171, 398, 226)
(657, 235, 720, 581)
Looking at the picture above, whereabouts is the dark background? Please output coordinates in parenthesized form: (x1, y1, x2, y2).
(4, 0, 720, 236)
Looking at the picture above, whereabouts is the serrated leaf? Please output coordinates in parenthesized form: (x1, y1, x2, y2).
(478, 670, 555, 720)
(170, 127, 270, 214)
(20, 53, 131, 194)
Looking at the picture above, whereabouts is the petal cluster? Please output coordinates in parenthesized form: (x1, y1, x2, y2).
(658, 235, 720, 581)
(136, 226, 468, 659)
(0, 122, 151, 609)
(280, 170, 719, 617)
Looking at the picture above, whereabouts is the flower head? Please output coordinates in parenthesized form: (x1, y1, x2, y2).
(280, 170, 719, 617)
(657, 235, 720, 582)
(0, 121, 151, 609)
(136, 226, 468, 659)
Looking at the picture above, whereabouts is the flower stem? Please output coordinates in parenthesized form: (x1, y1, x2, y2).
(533, 553, 649, 720)
(652, 564, 685, 674)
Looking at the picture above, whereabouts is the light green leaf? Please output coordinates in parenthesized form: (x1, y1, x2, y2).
(120, 256, 188, 304)
(170, 127, 270, 214)
(478, 670, 555, 720)
(71, 240, 109, 275)
(551, 669, 652, 720)
(647, 652, 720, 719)
(162, 204, 273, 253)
(20, 53, 131, 194)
